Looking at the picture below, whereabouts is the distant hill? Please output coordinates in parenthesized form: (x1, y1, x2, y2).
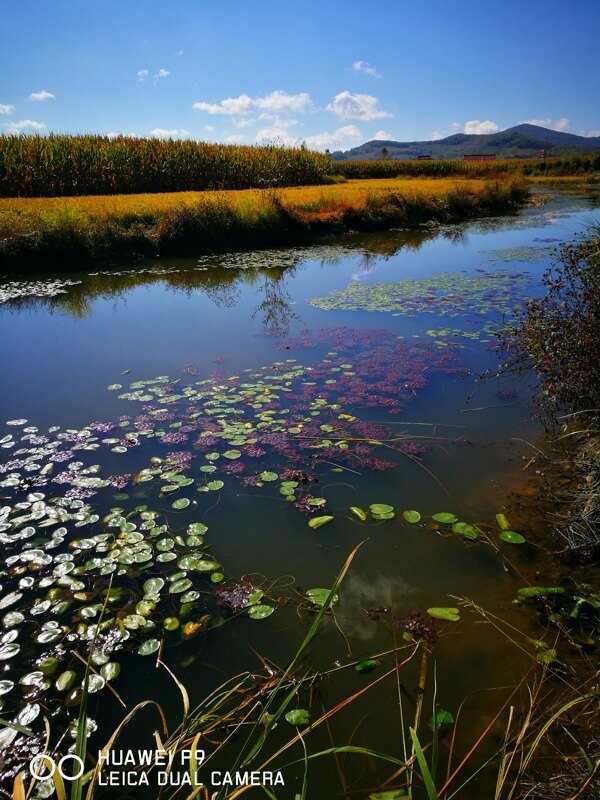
(331, 124, 600, 161)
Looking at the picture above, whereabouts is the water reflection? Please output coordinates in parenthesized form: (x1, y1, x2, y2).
(0, 226, 445, 317)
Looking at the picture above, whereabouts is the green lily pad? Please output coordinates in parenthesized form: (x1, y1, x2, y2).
(432, 513, 458, 524)
(259, 471, 278, 482)
(495, 513, 511, 530)
(452, 522, 478, 539)
(403, 510, 421, 524)
(138, 639, 160, 656)
(427, 607, 460, 622)
(169, 578, 193, 594)
(308, 515, 334, 529)
(306, 588, 338, 607)
(143, 577, 165, 595)
(100, 662, 121, 682)
(247, 604, 274, 620)
(172, 498, 190, 510)
(499, 530, 526, 544)
(223, 450, 242, 460)
(349, 506, 367, 521)
(207, 480, 224, 491)
(370, 504, 394, 515)
(517, 586, 564, 600)
(285, 708, 310, 726)
(355, 658, 378, 674)
(187, 522, 208, 535)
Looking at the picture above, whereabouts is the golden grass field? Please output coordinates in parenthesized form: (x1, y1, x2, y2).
(0, 177, 498, 222)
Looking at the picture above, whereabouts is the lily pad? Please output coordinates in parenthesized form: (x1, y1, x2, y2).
(305, 588, 338, 607)
(138, 639, 160, 656)
(172, 498, 191, 510)
(285, 708, 310, 726)
(402, 510, 421, 524)
(370, 504, 394, 515)
(432, 513, 458, 524)
(499, 530, 526, 544)
(247, 604, 274, 620)
(308, 515, 334, 530)
(427, 607, 460, 622)
(355, 658, 378, 674)
(259, 471, 278, 482)
(452, 522, 478, 539)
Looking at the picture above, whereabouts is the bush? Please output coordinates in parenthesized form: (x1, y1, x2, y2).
(497, 227, 600, 413)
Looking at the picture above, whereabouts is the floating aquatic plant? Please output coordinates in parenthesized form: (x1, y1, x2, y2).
(309, 271, 533, 341)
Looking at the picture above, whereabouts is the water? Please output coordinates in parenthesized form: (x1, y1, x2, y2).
(0, 188, 597, 798)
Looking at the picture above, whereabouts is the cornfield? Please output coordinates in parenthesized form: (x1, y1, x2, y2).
(0, 134, 332, 197)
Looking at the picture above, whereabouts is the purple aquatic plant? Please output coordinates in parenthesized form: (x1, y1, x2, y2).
(106, 474, 132, 489)
(220, 461, 246, 475)
(166, 451, 194, 469)
(159, 431, 188, 444)
(216, 583, 254, 610)
(394, 611, 437, 646)
(65, 487, 96, 500)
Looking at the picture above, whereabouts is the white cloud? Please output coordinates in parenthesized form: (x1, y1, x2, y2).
(429, 129, 446, 141)
(373, 130, 393, 140)
(202, 125, 215, 133)
(519, 117, 570, 132)
(137, 69, 149, 82)
(29, 90, 54, 101)
(0, 103, 15, 114)
(225, 134, 247, 143)
(3, 119, 46, 132)
(303, 125, 362, 150)
(451, 122, 462, 131)
(254, 90, 310, 114)
(193, 90, 310, 117)
(581, 129, 600, 137)
(233, 117, 257, 129)
(149, 127, 189, 138)
(463, 119, 501, 135)
(352, 60, 381, 78)
(326, 91, 391, 121)
(193, 94, 253, 116)
(154, 68, 170, 80)
(255, 124, 362, 150)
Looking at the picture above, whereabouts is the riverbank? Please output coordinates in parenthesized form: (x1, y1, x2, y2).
(0, 177, 527, 272)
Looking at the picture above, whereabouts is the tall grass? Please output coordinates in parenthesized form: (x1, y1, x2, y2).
(333, 154, 600, 180)
(0, 179, 528, 272)
(0, 134, 332, 197)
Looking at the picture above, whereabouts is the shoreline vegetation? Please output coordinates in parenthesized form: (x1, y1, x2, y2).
(1, 132, 597, 272)
(1, 177, 528, 272)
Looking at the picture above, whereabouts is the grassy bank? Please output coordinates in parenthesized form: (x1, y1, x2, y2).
(497, 227, 600, 560)
(0, 177, 528, 272)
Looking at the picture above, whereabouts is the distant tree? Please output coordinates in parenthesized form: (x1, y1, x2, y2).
(381, 146, 389, 160)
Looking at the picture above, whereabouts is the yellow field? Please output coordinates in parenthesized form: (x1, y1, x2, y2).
(0, 178, 497, 221)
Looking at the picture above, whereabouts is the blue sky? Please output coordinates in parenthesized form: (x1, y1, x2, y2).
(1, 0, 598, 150)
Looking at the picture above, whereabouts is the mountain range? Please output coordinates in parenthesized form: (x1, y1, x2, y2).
(331, 124, 600, 161)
